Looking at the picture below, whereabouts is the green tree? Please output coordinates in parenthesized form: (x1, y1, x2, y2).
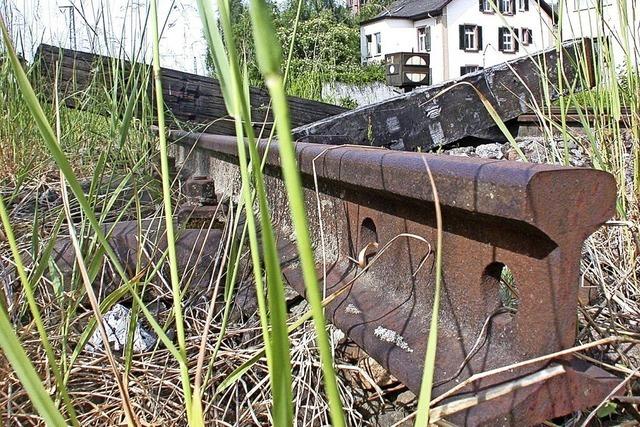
(208, 0, 385, 101)
(358, 0, 395, 22)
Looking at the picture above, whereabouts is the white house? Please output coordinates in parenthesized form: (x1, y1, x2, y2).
(559, 0, 639, 70)
(2, 0, 209, 75)
(360, 0, 556, 84)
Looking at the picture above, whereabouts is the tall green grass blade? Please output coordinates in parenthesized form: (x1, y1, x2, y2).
(414, 159, 443, 427)
(231, 98, 294, 427)
(150, 0, 195, 422)
(2, 13, 190, 423)
(247, 2, 346, 425)
(0, 18, 79, 426)
(0, 193, 77, 425)
(196, 0, 233, 111)
(197, 0, 296, 424)
(28, 214, 64, 288)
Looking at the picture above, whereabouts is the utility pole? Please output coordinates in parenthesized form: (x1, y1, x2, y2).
(59, 5, 77, 50)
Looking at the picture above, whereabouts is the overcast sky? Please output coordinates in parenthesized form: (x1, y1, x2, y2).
(3, 0, 209, 74)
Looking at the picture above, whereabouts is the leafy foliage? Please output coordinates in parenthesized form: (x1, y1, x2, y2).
(208, 0, 385, 100)
(358, 0, 395, 22)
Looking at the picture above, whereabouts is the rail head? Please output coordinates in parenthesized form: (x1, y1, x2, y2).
(165, 129, 616, 245)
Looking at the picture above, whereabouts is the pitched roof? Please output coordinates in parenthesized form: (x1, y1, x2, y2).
(361, 0, 555, 25)
(362, 0, 450, 23)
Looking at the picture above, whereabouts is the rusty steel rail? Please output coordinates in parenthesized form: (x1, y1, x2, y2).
(166, 129, 620, 426)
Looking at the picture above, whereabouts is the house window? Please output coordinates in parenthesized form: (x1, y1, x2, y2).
(460, 65, 483, 75)
(479, 0, 493, 13)
(366, 34, 373, 57)
(417, 26, 431, 52)
(375, 32, 382, 55)
(459, 25, 483, 51)
(499, 0, 515, 14)
(498, 27, 519, 53)
(522, 28, 533, 45)
(518, 0, 529, 11)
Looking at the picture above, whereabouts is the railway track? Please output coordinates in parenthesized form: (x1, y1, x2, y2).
(37, 38, 627, 425)
(165, 128, 619, 426)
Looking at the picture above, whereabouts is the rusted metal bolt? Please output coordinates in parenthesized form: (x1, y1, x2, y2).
(153, 156, 177, 181)
(184, 176, 216, 206)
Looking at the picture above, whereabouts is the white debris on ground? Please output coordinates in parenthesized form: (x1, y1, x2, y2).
(87, 304, 156, 353)
(345, 303, 362, 314)
(332, 327, 346, 343)
(474, 143, 504, 160)
(373, 326, 414, 353)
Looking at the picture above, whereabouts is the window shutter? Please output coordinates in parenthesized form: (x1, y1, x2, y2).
(524, 0, 529, 10)
(498, 0, 504, 12)
(478, 26, 483, 50)
(498, 27, 505, 51)
(479, 0, 484, 11)
(459, 25, 465, 50)
(511, 0, 516, 13)
(513, 27, 520, 51)
(460, 66, 466, 76)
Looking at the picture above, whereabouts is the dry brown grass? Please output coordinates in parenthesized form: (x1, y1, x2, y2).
(0, 55, 638, 427)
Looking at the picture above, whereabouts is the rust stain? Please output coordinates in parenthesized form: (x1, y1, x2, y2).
(167, 127, 620, 426)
